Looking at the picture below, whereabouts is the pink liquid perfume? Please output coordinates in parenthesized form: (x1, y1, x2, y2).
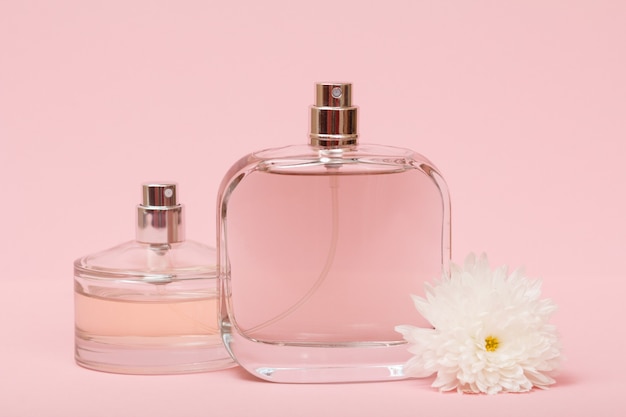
(74, 183, 234, 374)
(217, 83, 451, 382)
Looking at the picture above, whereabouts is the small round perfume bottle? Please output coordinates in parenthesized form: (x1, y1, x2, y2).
(74, 183, 234, 374)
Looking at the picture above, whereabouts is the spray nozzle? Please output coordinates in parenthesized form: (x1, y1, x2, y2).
(141, 183, 178, 207)
(136, 183, 185, 244)
(310, 82, 358, 148)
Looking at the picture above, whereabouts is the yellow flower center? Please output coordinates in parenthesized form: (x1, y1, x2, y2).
(485, 336, 499, 352)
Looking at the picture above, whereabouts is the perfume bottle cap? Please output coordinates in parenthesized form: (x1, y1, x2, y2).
(136, 183, 185, 244)
(310, 82, 358, 148)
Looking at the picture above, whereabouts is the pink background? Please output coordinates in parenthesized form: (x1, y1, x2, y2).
(1, 0, 624, 415)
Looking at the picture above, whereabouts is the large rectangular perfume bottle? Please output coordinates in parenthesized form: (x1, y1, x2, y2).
(217, 83, 451, 382)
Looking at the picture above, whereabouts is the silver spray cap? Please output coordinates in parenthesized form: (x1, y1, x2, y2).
(136, 183, 185, 244)
(309, 82, 358, 148)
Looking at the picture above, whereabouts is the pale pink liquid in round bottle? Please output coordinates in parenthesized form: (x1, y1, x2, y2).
(74, 183, 234, 374)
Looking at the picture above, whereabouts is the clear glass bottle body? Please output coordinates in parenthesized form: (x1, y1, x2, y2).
(218, 144, 451, 382)
(74, 240, 234, 374)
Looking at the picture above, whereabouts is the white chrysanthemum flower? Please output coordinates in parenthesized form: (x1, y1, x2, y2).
(396, 253, 561, 394)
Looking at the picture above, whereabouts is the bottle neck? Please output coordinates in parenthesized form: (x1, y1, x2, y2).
(136, 205, 185, 244)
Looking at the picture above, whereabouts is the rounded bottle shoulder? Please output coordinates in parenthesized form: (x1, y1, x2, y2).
(74, 240, 217, 279)
(253, 143, 418, 158)
(226, 143, 442, 176)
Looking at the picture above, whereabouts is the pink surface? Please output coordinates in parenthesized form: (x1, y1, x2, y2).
(1, 0, 624, 415)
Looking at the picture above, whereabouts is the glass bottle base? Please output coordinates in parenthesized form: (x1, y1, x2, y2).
(223, 332, 410, 383)
(75, 334, 235, 375)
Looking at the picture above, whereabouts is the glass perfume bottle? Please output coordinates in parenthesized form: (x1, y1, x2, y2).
(217, 83, 451, 382)
(74, 183, 234, 374)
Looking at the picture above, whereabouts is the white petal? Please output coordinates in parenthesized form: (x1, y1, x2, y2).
(396, 252, 561, 395)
